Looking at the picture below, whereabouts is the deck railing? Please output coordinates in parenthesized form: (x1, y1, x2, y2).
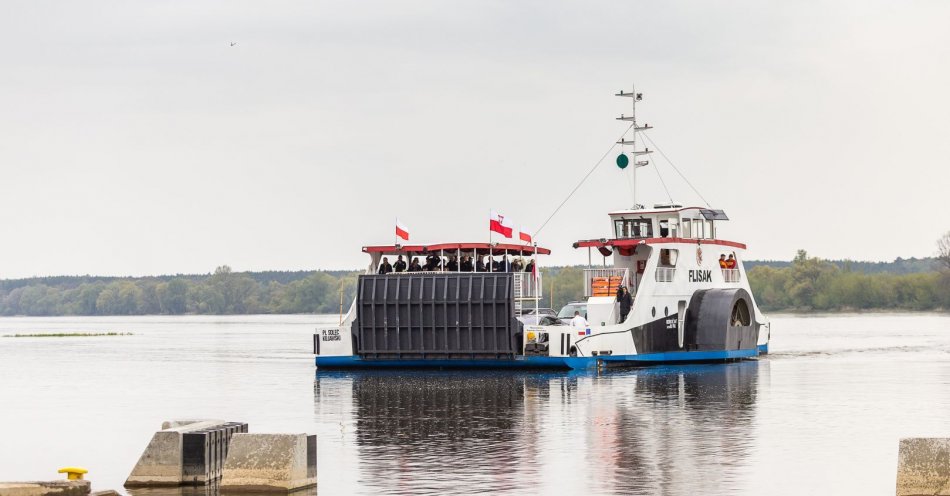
(373, 268, 543, 300)
(513, 272, 542, 299)
(655, 267, 676, 283)
(584, 268, 630, 297)
(722, 269, 741, 283)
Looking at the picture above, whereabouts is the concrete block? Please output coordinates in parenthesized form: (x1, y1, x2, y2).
(897, 438, 950, 496)
(125, 419, 226, 487)
(162, 420, 217, 430)
(220, 434, 317, 493)
(0, 481, 90, 496)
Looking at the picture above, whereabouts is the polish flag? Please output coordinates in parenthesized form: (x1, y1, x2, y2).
(489, 211, 514, 238)
(395, 219, 410, 241)
(519, 228, 532, 244)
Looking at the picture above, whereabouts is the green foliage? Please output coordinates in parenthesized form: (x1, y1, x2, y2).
(748, 250, 950, 312)
(0, 268, 359, 316)
(745, 256, 939, 274)
(540, 266, 587, 311)
(545, 250, 949, 314)
(0, 255, 945, 316)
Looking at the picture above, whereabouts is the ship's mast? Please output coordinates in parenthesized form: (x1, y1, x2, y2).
(616, 85, 653, 209)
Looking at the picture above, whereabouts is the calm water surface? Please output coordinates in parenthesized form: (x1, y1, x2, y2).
(0, 313, 948, 495)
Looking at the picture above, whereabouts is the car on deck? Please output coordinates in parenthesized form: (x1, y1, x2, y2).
(557, 302, 588, 325)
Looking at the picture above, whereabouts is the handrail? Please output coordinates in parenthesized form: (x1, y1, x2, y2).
(722, 269, 741, 283)
(513, 272, 542, 299)
(379, 269, 504, 275)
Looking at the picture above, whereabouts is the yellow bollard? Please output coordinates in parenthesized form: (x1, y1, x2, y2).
(58, 467, 88, 480)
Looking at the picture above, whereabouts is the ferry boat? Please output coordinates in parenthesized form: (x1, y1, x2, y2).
(314, 89, 770, 370)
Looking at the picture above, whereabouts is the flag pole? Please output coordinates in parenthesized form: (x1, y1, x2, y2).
(489, 209, 493, 273)
(534, 241, 539, 317)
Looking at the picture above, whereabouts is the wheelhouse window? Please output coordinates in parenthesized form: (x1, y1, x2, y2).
(682, 219, 691, 238)
(659, 248, 678, 267)
(614, 219, 653, 239)
(614, 220, 629, 238)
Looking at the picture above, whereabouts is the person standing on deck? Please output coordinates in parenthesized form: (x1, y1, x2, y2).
(512, 257, 524, 272)
(460, 256, 474, 272)
(719, 254, 728, 268)
(524, 259, 535, 273)
(476, 256, 487, 272)
(571, 311, 588, 329)
(378, 257, 393, 274)
(408, 257, 423, 272)
(725, 254, 737, 269)
(446, 256, 459, 272)
(616, 286, 633, 323)
(393, 255, 407, 273)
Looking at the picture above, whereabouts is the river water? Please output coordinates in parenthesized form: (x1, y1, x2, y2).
(0, 313, 948, 495)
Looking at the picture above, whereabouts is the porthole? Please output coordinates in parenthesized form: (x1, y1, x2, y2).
(651, 307, 656, 317)
(664, 306, 669, 316)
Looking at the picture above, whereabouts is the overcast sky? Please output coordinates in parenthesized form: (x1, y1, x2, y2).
(1, 0, 948, 278)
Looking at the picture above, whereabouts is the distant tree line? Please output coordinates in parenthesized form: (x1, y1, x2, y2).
(748, 250, 949, 312)
(744, 256, 937, 275)
(0, 266, 358, 316)
(537, 253, 948, 313)
(1, 245, 947, 316)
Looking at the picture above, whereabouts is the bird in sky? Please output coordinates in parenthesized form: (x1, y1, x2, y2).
(230, 42, 237, 47)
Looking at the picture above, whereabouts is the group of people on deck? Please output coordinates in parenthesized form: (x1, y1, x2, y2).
(377, 254, 536, 275)
(718, 254, 738, 269)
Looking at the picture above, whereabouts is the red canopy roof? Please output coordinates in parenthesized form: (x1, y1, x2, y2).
(363, 242, 551, 256)
(573, 237, 746, 250)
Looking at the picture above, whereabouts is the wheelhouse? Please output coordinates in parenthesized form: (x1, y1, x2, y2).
(569, 205, 748, 325)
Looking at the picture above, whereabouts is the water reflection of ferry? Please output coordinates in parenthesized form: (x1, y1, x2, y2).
(314, 89, 770, 370)
(313, 361, 765, 495)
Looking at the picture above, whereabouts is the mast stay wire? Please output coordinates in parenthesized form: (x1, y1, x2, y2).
(637, 130, 675, 205)
(535, 123, 635, 238)
(639, 131, 712, 208)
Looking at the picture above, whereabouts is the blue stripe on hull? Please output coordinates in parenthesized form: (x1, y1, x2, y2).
(757, 343, 769, 354)
(316, 347, 764, 371)
(315, 356, 595, 370)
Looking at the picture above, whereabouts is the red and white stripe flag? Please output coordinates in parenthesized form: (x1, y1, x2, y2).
(489, 211, 514, 238)
(395, 218, 410, 241)
(519, 227, 532, 244)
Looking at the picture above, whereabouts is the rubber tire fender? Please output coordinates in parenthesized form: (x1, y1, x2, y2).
(683, 288, 757, 351)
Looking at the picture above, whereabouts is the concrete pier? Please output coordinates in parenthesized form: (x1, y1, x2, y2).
(897, 438, 950, 496)
(220, 434, 317, 493)
(125, 419, 247, 487)
(0, 481, 90, 496)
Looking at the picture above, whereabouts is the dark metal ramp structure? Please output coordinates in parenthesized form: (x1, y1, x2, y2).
(355, 273, 520, 360)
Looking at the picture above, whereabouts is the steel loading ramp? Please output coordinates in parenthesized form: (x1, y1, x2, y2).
(355, 273, 520, 360)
